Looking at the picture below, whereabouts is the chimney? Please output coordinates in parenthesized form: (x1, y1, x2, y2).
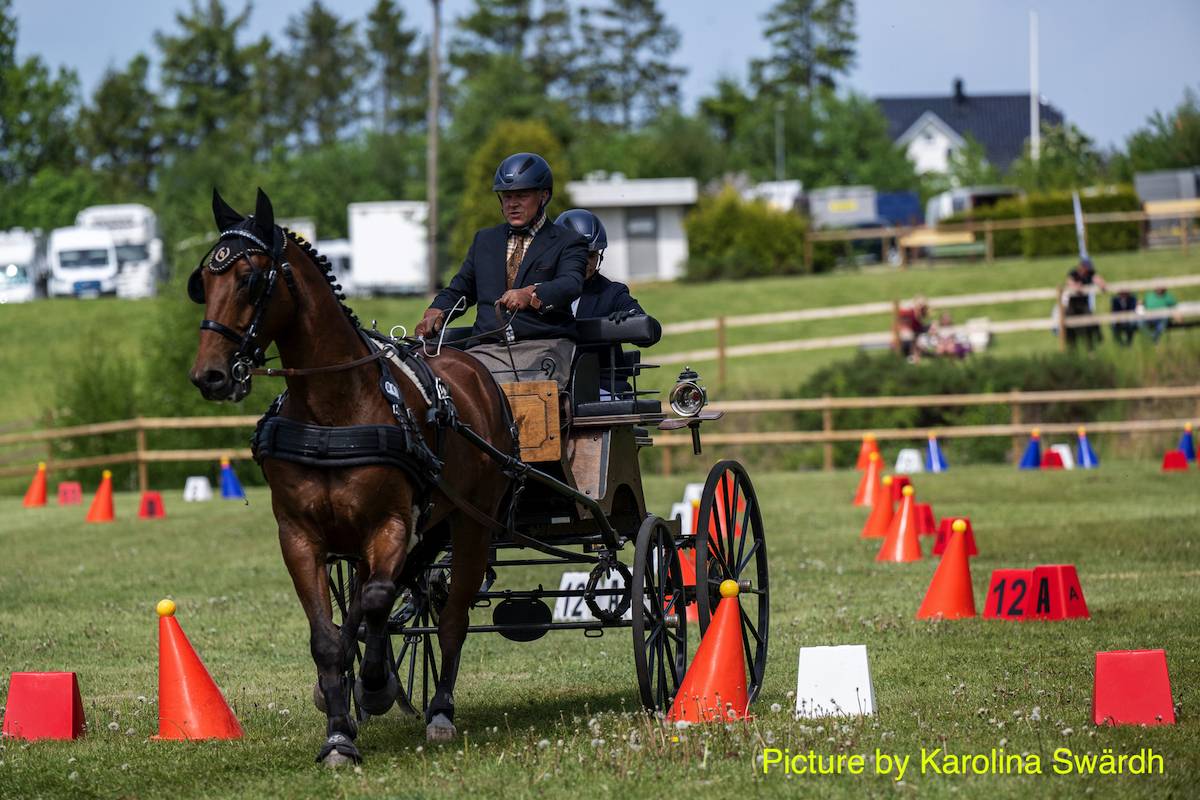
(953, 77, 966, 104)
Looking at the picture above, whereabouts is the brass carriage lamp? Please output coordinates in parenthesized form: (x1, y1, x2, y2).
(669, 367, 707, 417)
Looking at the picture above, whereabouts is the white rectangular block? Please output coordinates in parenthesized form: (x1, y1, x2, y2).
(894, 448, 924, 474)
(183, 476, 213, 502)
(795, 644, 875, 718)
(552, 571, 630, 622)
(1049, 443, 1076, 469)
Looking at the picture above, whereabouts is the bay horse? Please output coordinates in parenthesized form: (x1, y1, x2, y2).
(188, 188, 513, 766)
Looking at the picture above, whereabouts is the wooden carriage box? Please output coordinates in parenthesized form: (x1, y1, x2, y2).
(500, 380, 561, 462)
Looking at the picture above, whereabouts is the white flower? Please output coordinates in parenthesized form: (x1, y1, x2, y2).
(107, 722, 119, 731)
(674, 720, 690, 730)
(68, 772, 78, 781)
(1061, 727, 1074, 736)
(537, 739, 550, 749)
(769, 703, 782, 713)
(1029, 706, 1041, 722)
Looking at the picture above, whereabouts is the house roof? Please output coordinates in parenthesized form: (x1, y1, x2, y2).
(566, 176, 698, 208)
(876, 81, 1064, 171)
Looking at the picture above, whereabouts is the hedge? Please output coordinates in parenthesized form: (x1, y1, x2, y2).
(684, 188, 810, 280)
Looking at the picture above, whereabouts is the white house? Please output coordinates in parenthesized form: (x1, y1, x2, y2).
(564, 174, 698, 283)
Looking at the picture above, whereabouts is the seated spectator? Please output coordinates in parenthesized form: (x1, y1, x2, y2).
(1110, 290, 1138, 346)
(896, 296, 930, 362)
(1064, 259, 1104, 349)
(1143, 286, 1178, 342)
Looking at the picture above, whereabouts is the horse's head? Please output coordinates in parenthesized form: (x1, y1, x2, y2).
(188, 188, 298, 402)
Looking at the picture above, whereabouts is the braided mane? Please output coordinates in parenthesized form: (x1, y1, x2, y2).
(283, 228, 361, 330)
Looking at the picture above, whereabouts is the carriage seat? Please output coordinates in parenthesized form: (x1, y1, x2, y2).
(575, 316, 661, 348)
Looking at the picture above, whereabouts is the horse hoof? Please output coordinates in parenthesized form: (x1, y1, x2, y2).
(426, 713, 456, 743)
(312, 681, 326, 713)
(315, 733, 361, 767)
(356, 672, 399, 716)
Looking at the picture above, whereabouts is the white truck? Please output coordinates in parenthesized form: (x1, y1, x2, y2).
(75, 204, 162, 298)
(0, 229, 40, 304)
(347, 201, 429, 295)
(47, 226, 119, 298)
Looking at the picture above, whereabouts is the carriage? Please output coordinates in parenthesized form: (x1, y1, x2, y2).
(325, 314, 771, 719)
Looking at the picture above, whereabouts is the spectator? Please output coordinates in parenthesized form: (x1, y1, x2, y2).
(895, 296, 930, 362)
(1064, 258, 1105, 349)
(1143, 286, 1178, 343)
(1110, 290, 1138, 346)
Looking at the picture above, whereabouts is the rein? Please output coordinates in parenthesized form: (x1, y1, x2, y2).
(251, 345, 396, 378)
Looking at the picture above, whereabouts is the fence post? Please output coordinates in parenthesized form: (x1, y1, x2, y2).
(716, 315, 727, 390)
(1010, 391, 1023, 465)
(891, 300, 901, 354)
(136, 419, 148, 493)
(1183, 213, 1191, 257)
(984, 219, 995, 263)
(822, 395, 834, 472)
(1057, 283, 1068, 352)
(804, 236, 814, 272)
(661, 445, 672, 477)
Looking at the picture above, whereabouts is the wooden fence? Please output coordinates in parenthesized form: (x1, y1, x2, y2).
(656, 384, 1200, 475)
(3, 387, 1197, 488)
(802, 204, 1200, 270)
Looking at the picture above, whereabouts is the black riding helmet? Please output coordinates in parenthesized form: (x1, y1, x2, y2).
(493, 152, 554, 200)
(555, 208, 607, 252)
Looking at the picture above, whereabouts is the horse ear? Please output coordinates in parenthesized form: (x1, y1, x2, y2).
(254, 188, 275, 238)
(212, 188, 243, 230)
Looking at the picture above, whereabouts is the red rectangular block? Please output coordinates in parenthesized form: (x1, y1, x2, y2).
(1, 672, 86, 740)
(1093, 650, 1175, 726)
(914, 503, 936, 536)
(983, 569, 1033, 620)
(891, 475, 912, 502)
(934, 517, 978, 556)
(1030, 564, 1089, 620)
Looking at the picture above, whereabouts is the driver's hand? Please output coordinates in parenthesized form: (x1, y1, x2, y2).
(414, 308, 446, 339)
(608, 308, 640, 323)
(495, 286, 536, 313)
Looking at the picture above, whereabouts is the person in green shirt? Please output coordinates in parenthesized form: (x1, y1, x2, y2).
(1143, 286, 1178, 342)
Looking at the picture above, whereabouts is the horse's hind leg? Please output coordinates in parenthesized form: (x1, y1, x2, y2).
(427, 518, 490, 742)
(280, 531, 360, 766)
(355, 518, 409, 716)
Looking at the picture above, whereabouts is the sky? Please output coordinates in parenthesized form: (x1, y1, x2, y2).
(10, 0, 1200, 149)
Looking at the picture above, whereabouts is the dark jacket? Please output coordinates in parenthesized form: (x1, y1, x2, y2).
(575, 273, 662, 394)
(431, 221, 587, 341)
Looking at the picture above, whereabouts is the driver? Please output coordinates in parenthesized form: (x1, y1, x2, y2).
(413, 153, 587, 388)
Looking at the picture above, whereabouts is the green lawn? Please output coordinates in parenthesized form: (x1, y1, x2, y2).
(2, 249, 1197, 423)
(1, 464, 1197, 798)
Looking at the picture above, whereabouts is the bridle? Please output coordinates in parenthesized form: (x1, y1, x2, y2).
(188, 222, 299, 392)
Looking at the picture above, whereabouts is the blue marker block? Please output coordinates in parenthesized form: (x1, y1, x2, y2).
(1180, 426, 1196, 462)
(1075, 429, 1099, 469)
(220, 459, 245, 499)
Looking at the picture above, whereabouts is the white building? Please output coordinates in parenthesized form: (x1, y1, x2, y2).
(564, 175, 698, 283)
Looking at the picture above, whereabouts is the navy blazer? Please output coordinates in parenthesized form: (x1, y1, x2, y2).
(431, 221, 587, 341)
(575, 274, 662, 392)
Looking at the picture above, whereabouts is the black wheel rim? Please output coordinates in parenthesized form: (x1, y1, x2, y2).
(390, 587, 440, 717)
(631, 516, 688, 711)
(695, 461, 769, 703)
(327, 559, 367, 721)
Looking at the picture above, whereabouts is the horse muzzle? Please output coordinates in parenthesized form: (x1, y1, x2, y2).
(190, 365, 251, 402)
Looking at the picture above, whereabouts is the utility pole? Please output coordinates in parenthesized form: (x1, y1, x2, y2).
(774, 101, 785, 182)
(426, 0, 442, 296)
(1029, 10, 1040, 163)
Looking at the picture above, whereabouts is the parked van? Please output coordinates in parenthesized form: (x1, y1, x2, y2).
(0, 229, 40, 304)
(75, 204, 162, 298)
(47, 226, 119, 298)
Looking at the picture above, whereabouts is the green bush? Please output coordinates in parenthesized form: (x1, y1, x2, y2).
(1023, 187, 1141, 258)
(944, 197, 1025, 258)
(684, 188, 810, 280)
(796, 351, 1121, 466)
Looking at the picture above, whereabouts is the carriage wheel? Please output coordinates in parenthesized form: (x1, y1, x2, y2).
(631, 515, 689, 711)
(388, 583, 441, 718)
(325, 558, 368, 721)
(694, 460, 769, 703)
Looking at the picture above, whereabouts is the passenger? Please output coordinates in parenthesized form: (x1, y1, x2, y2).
(556, 208, 662, 398)
(413, 153, 587, 388)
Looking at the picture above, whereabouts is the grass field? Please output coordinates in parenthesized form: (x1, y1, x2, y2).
(2, 249, 1198, 423)
(1, 464, 1197, 798)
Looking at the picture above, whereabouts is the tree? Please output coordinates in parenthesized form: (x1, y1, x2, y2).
(1008, 122, 1105, 192)
(1125, 86, 1200, 173)
(365, 0, 426, 134)
(751, 0, 856, 98)
(579, 0, 686, 129)
(699, 76, 755, 145)
(284, 2, 367, 148)
(450, 119, 570, 264)
(449, 0, 535, 79)
(154, 0, 256, 150)
(78, 54, 162, 196)
(530, 0, 576, 97)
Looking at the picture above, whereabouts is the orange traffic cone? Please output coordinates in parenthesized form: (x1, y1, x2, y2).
(22, 462, 48, 508)
(154, 599, 244, 740)
(917, 520, 976, 619)
(855, 433, 879, 470)
(853, 452, 882, 507)
(667, 580, 749, 723)
(876, 486, 923, 562)
(860, 475, 894, 538)
(85, 470, 114, 523)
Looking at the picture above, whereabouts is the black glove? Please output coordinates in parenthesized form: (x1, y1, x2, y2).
(608, 308, 640, 323)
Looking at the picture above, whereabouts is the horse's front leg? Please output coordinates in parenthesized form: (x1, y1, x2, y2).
(354, 515, 409, 716)
(427, 517, 490, 742)
(279, 527, 360, 766)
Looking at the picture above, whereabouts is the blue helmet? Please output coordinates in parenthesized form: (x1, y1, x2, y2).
(493, 152, 554, 200)
(556, 208, 607, 252)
